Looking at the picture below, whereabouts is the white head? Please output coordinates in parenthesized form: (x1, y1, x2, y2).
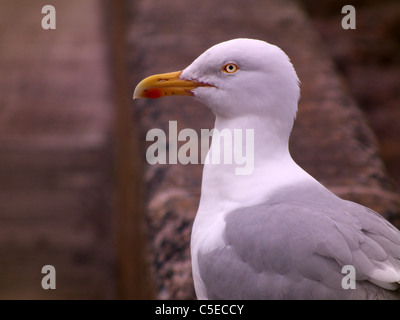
(134, 38, 300, 137)
(182, 39, 299, 120)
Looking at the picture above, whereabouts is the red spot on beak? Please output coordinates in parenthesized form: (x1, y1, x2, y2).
(143, 88, 162, 99)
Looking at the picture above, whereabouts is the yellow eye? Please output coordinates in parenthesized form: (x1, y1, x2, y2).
(222, 63, 239, 74)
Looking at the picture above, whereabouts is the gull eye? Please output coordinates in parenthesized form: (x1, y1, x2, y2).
(222, 63, 239, 74)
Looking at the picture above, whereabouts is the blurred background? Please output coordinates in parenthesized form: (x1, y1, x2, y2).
(0, 0, 399, 299)
(301, 0, 400, 193)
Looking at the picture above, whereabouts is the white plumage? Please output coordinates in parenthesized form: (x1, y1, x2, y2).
(135, 39, 400, 299)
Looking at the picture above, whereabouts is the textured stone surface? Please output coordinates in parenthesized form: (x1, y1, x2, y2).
(128, 0, 400, 299)
(300, 0, 400, 202)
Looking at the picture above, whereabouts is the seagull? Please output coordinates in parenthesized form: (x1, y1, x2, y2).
(134, 38, 400, 299)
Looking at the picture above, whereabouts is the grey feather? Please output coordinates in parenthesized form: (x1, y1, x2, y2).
(198, 182, 400, 299)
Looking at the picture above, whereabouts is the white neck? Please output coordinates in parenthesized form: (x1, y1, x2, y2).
(191, 114, 315, 299)
(197, 114, 314, 215)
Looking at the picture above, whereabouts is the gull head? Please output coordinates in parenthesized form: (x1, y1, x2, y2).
(134, 38, 300, 124)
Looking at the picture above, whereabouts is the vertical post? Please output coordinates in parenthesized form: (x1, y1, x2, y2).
(105, 0, 155, 299)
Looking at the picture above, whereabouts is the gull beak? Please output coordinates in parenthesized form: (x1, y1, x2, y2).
(133, 71, 212, 99)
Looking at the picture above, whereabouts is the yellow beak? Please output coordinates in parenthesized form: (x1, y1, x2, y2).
(133, 71, 212, 99)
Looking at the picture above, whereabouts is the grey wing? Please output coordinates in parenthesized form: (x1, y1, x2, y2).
(198, 198, 400, 299)
(333, 200, 400, 293)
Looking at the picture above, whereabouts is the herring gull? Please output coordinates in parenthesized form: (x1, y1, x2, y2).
(134, 38, 400, 299)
